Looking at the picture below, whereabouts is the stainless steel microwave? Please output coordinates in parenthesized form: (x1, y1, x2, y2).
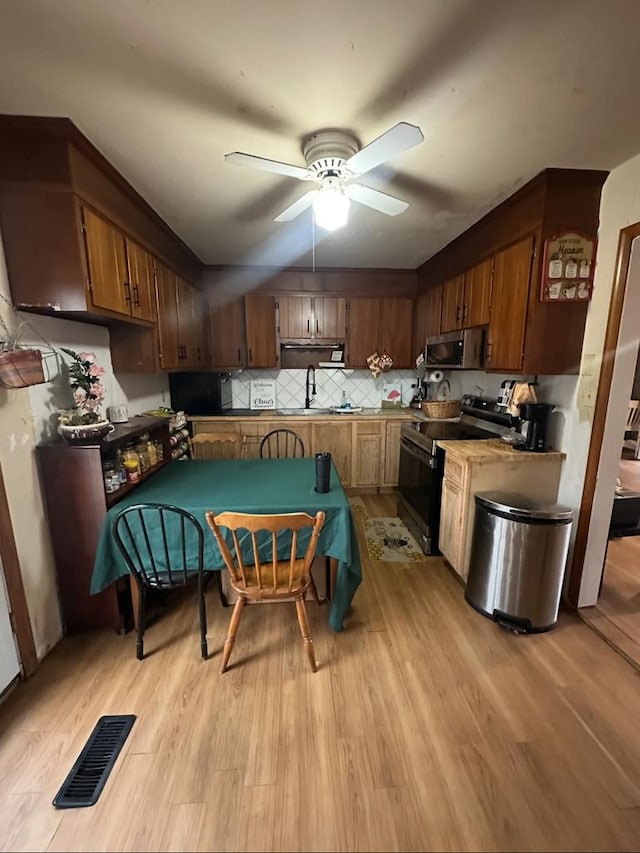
(425, 327, 486, 370)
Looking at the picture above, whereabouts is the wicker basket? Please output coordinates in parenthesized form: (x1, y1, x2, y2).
(421, 399, 462, 419)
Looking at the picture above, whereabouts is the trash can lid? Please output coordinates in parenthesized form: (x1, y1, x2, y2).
(475, 491, 573, 521)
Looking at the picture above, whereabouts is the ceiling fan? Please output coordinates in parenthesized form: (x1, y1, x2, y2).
(225, 122, 424, 231)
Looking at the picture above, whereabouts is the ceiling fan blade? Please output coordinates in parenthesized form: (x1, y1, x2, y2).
(346, 183, 409, 216)
(273, 189, 318, 222)
(225, 151, 312, 181)
(345, 122, 424, 177)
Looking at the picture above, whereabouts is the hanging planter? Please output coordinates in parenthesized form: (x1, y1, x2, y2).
(0, 294, 59, 390)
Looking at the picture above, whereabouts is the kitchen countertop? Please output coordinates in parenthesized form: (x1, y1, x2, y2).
(438, 438, 566, 463)
(189, 407, 421, 421)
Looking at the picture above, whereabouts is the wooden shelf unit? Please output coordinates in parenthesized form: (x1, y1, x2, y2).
(37, 416, 171, 633)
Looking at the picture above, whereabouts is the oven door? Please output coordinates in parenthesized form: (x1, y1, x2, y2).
(397, 436, 444, 554)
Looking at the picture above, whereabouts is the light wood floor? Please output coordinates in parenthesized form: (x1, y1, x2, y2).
(2, 494, 640, 852)
(579, 455, 640, 669)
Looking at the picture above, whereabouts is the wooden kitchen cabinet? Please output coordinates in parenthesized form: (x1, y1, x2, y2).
(208, 294, 246, 369)
(382, 420, 405, 487)
(155, 262, 181, 370)
(312, 422, 352, 487)
(245, 292, 278, 368)
(486, 236, 534, 372)
(278, 295, 346, 341)
(438, 442, 565, 582)
(124, 237, 156, 322)
(464, 257, 492, 328)
(424, 285, 443, 338)
(347, 297, 413, 368)
(36, 417, 171, 632)
(353, 422, 383, 488)
(440, 275, 465, 333)
(81, 206, 131, 315)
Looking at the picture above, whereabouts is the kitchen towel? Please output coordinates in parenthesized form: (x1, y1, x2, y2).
(507, 381, 538, 416)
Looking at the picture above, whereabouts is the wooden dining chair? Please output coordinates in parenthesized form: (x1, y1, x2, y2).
(259, 428, 305, 458)
(205, 510, 326, 673)
(112, 503, 214, 661)
(624, 400, 640, 459)
(191, 432, 246, 460)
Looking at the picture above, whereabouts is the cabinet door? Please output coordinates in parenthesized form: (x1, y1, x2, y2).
(464, 258, 492, 328)
(383, 421, 404, 486)
(81, 206, 130, 315)
(380, 298, 413, 368)
(278, 295, 313, 339)
(175, 277, 196, 366)
(189, 286, 207, 367)
(155, 262, 180, 370)
(314, 296, 346, 339)
(209, 295, 246, 368)
(440, 275, 464, 333)
(311, 422, 352, 487)
(346, 298, 380, 368)
(488, 236, 534, 372)
(353, 423, 382, 487)
(125, 239, 156, 322)
(424, 285, 443, 338)
(439, 478, 464, 572)
(412, 291, 429, 360)
(245, 293, 278, 368)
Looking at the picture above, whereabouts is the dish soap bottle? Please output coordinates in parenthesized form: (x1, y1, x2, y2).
(340, 390, 351, 409)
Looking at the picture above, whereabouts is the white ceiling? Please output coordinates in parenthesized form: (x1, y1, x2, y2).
(1, 0, 640, 269)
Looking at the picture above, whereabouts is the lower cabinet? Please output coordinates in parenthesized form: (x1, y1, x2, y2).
(439, 447, 565, 582)
(190, 414, 415, 489)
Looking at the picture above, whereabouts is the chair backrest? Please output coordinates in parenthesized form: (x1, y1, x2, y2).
(259, 428, 305, 459)
(113, 503, 204, 589)
(206, 510, 325, 595)
(191, 432, 246, 460)
(626, 400, 640, 430)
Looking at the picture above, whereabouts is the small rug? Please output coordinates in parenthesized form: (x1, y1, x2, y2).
(350, 497, 427, 563)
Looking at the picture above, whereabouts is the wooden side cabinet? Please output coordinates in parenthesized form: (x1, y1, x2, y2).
(487, 236, 534, 372)
(37, 417, 171, 633)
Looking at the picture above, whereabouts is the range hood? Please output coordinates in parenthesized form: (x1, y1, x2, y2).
(279, 341, 345, 369)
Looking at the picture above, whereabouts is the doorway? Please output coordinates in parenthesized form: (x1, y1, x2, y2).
(571, 227, 640, 666)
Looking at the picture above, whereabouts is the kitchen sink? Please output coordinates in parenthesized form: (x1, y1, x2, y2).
(275, 408, 334, 416)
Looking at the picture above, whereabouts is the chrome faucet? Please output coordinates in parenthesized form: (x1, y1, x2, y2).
(305, 365, 316, 408)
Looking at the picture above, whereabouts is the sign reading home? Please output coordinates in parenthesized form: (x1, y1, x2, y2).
(250, 380, 276, 410)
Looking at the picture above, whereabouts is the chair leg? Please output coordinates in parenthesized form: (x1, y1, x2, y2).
(136, 585, 146, 661)
(221, 598, 245, 673)
(308, 574, 323, 606)
(199, 576, 208, 661)
(295, 597, 317, 672)
(215, 571, 228, 607)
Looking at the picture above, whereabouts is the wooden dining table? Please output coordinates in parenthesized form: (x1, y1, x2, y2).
(90, 457, 362, 632)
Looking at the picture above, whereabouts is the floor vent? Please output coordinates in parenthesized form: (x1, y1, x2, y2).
(53, 714, 136, 809)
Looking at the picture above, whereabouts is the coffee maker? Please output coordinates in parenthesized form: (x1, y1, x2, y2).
(518, 403, 552, 452)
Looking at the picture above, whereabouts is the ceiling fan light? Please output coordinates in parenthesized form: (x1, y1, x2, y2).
(313, 186, 350, 231)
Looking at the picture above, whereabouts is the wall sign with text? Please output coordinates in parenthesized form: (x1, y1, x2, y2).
(540, 231, 597, 302)
(250, 379, 276, 410)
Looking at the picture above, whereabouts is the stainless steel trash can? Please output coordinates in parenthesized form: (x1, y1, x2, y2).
(465, 492, 573, 633)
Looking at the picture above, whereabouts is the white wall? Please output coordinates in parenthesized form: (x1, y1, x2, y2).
(0, 236, 168, 659)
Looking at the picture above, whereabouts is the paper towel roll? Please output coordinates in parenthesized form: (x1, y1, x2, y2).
(426, 370, 444, 383)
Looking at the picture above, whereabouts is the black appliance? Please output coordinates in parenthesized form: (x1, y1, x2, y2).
(397, 395, 518, 555)
(168, 371, 232, 416)
(518, 402, 552, 452)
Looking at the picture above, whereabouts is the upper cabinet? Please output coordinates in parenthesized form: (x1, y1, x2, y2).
(208, 295, 246, 370)
(245, 292, 278, 368)
(0, 116, 200, 321)
(415, 168, 608, 374)
(346, 297, 413, 368)
(486, 237, 533, 372)
(278, 295, 346, 341)
(439, 262, 491, 333)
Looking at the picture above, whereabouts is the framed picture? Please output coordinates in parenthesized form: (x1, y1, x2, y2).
(540, 231, 597, 302)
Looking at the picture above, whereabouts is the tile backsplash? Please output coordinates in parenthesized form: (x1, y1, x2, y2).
(231, 368, 418, 409)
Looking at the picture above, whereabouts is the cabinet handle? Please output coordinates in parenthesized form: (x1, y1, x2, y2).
(132, 283, 140, 307)
(316, 317, 319, 334)
(455, 305, 461, 324)
(249, 348, 253, 364)
(237, 348, 242, 362)
(462, 303, 468, 323)
(124, 281, 132, 303)
(486, 340, 492, 363)
(177, 345, 182, 361)
(307, 318, 310, 334)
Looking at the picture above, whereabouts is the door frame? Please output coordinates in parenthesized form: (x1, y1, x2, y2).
(0, 460, 37, 676)
(567, 220, 640, 605)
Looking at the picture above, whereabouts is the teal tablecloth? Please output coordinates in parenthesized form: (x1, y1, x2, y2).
(91, 457, 361, 632)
